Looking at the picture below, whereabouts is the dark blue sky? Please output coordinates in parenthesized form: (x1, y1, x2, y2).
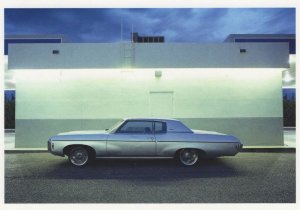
(5, 8, 295, 42)
(283, 89, 296, 100)
(4, 90, 15, 101)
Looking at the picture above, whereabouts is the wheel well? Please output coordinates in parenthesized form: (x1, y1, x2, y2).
(63, 144, 96, 157)
(174, 148, 206, 158)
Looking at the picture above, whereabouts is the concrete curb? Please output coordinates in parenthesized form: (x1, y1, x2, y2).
(241, 147, 295, 153)
(5, 149, 48, 154)
(5, 148, 296, 154)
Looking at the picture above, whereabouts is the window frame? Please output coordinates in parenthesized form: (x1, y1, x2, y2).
(154, 121, 167, 134)
(115, 120, 154, 134)
(115, 120, 167, 134)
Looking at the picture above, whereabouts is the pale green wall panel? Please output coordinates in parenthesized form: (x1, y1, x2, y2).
(180, 118, 283, 146)
(15, 119, 119, 148)
(15, 117, 283, 148)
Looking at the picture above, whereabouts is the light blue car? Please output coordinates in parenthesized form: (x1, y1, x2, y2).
(48, 118, 243, 166)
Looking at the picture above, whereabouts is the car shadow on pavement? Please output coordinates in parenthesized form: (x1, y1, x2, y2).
(46, 157, 247, 181)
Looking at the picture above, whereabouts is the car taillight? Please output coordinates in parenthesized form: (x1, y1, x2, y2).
(235, 143, 243, 150)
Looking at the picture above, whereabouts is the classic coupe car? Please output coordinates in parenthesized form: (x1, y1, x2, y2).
(48, 118, 243, 166)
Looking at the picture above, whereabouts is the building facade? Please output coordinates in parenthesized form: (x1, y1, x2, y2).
(225, 34, 296, 88)
(8, 41, 289, 148)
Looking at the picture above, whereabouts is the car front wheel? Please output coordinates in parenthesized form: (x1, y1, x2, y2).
(69, 146, 90, 166)
(179, 149, 199, 166)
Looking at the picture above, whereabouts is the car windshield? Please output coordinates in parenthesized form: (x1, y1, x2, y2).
(107, 119, 125, 133)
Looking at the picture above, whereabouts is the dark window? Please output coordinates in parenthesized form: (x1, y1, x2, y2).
(52, 50, 60, 54)
(117, 121, 153, 134)
(154, 122, 167, 133)
(240, 49, 247, 53)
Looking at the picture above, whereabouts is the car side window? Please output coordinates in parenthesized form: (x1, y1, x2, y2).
(154, 122, 167, 133)
(117, 121, 153, 134)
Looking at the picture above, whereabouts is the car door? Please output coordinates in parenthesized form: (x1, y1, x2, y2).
(106, 120, 156, 156)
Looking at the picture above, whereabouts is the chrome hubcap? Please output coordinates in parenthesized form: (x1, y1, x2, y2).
(180, 149, 198, 166)
(70, 148, 88, 166)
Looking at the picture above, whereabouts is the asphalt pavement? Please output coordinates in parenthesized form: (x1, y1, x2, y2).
(5, 152, 295, 203)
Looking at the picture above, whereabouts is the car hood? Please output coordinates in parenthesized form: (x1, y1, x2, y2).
(192, 129, 226, 135)
(57, 130, 108, 135)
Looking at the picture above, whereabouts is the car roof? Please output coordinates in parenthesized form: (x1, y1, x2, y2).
(123, 117, 180, 122)
(123, 118, 192, 132)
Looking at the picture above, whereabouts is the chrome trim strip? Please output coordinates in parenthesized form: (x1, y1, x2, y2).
(157, 141, 238, 143)
(95, 156, 173, 159)
(51, 139, 106, 142)
(51, 140, 238, 143)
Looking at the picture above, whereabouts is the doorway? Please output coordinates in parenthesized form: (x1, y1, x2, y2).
(149, 91, 174, 117)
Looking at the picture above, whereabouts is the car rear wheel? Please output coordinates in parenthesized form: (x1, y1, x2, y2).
(69, 146, 90, 166)
(179, 149, 199, 166)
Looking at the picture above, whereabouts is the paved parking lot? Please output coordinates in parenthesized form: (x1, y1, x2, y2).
(5, 152, 295, 203)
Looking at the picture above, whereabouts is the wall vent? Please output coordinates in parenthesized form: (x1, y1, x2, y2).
(240, 49, 247, 53)
(52, 50, 60, 54)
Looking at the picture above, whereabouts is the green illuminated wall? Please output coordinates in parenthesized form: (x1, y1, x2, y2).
(15, 68, 283, 148)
